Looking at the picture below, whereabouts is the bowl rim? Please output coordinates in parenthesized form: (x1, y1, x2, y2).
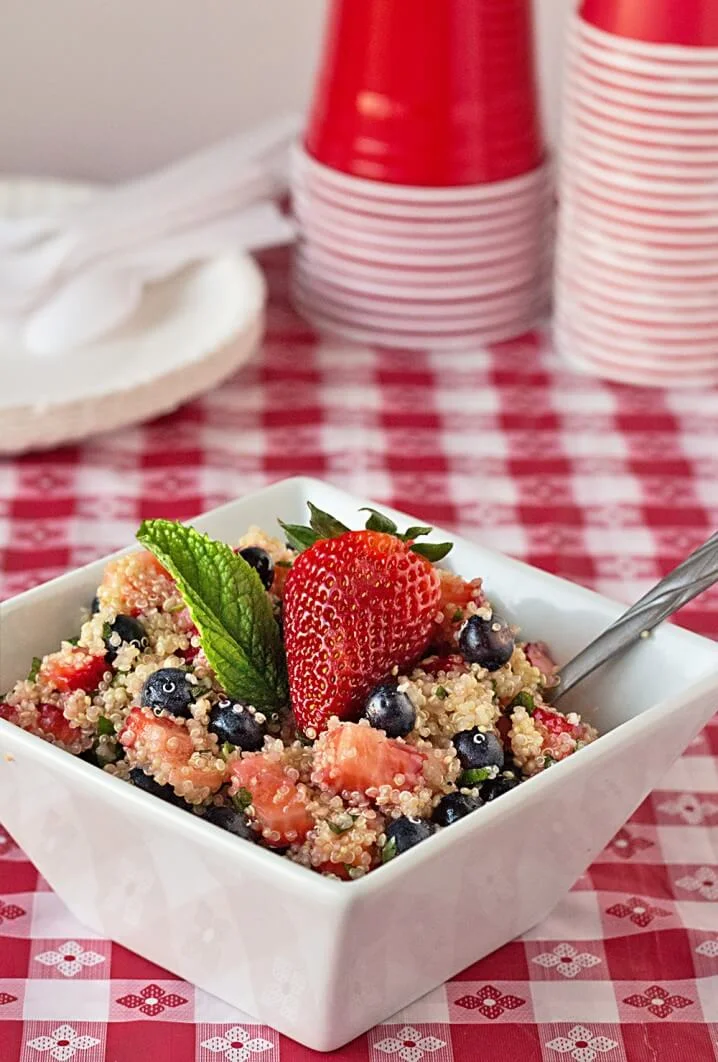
(1, 475, 717, 901)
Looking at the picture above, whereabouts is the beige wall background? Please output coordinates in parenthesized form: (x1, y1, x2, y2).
(0, 0, 576, 181)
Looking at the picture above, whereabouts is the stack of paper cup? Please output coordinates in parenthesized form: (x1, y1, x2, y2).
(291, 0, 552, 351)
(555, 0, 718, 387)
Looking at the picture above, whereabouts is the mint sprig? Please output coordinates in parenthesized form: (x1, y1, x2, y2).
(137, 520, 288, 710)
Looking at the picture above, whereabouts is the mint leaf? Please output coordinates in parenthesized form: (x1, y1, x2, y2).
(307, 503, 350, 539)
(460, 767, 492, 786)
(360, 508, 398, 535)
(381, 837, 398, 863)
(67, 636, 80, 647)
(328, 820, 351, 835)
(278, 521, 320, 552)
(27, 656, 42, 682)
(96, 715, 115, 737)
(510, 691, 535, 713)
(435, 685, 449, 700)
(233, 787, 253, 811)
(137, 520, 288, 710)
(410, 542, 453, 562)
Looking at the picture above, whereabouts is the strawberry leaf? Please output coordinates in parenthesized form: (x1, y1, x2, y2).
(403, 525, 433, 541)
(137, 520, 288, 710)
(410, 541, 453, 562)
(278, 520, 320, 552)
(307, 503, 350, 539)
(360, 508, 398, 535)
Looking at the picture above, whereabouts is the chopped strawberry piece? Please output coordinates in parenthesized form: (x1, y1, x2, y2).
(316, 861, 352, 880)
(0, 703, 18, 724)
(431, 570, 485, 651)
(312, 722, 427, 797)
(119, 707, 224, 795)
(98, 550, 175, 616)
(179, 644, 200, 664)
(120, 706, 193, 757)
(437, 569, 484, 611)
(533, 707, 577, 738)
(230, 755, 313, 847)
(270, 562, 292, 598)
(39, 648, 107, 693)
(496, 714, 512, 744)
(525, 642, 558, 677)
(284, 530, 442, 733)
(418, 654, 467, 677)
(36, 703, 79, 746)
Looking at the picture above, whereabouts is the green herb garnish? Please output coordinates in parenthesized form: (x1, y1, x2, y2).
(96, 716, 115, 737)
(221, 741, 236, 760)
(328, 820, 352, 835)
(435, 685, 449, 700)
(381, 837, 398, 863)
(102, 621, 113, 642)
(452, 608, 464, 622)
(67, 636, 80, 647)
(543, 754, 557, 769)
(510, 691, 535, 713)
(232, 787, 253, 812)
(27, 657, 42, 682)
(137, 520, 288, 710)
(460, 767, 492, 787)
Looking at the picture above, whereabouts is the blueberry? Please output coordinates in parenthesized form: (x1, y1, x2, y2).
(129, 766, 187, 808)
(362, 684, 416, 738)
(91, 596, 101, 614)
(431, 792, 481, 827)
(238, 547, 274, 591)
(384, 815, 435, 859)
(459, 614, 514, 671)
(104, 614, 148, 664)
(203, 804, 256, 842)
(140, 667, 195, 718)
(208, 699, 266, 751)
(479, 772, 521, 802)
(453, 727, 504, 771)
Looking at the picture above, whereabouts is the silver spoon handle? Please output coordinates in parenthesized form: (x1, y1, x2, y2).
(549, 530, 718, 704)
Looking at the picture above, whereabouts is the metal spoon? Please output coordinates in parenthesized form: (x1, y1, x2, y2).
(547, 530, 718, 704)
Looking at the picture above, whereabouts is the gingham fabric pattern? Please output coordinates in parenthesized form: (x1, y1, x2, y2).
(1, 249, 717, 1061)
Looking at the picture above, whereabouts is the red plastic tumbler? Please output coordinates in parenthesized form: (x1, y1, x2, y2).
(304, 0, 544, 187)
(580, 0, 718, 46)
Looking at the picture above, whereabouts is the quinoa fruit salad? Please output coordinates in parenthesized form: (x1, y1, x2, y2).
(0, 503, 598, 880)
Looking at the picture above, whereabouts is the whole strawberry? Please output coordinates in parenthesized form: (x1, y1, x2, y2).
(281, 505, 451, 734)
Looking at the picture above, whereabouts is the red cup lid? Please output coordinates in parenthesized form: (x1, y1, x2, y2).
(580, 0, 718, 47)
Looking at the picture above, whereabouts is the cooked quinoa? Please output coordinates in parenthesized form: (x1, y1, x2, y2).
(0, 521, 598, 880)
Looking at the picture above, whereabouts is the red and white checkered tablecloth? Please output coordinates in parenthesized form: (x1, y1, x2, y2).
(1, 249, 717, 1062)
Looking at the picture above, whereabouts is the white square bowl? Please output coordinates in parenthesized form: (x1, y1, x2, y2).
(1, 476, 717, 1051)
